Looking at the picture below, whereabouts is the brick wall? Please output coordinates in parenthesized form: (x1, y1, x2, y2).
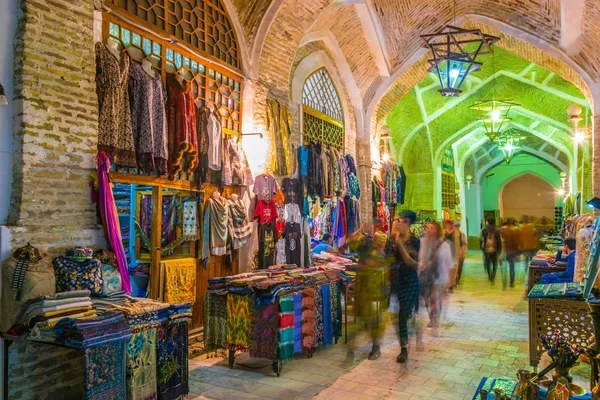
(9, 0, 101, 255)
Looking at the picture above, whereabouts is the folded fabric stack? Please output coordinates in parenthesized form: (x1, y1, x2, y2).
(253, 280, 292, 306)
(208, 277, 228, 293)
(91, 291, 131, 313)
(53, 311, 132, 348)
(229, 275, 268, 295)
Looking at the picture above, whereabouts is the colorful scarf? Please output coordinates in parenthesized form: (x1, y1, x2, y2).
(293, 292, 303, 353)
(249, 303, 278, 361)
(278, 295, 295, 361)
(331, 282, 342, 339)
(321, 285, 333, 347)
(301, 288, 315, 350)
(202, 197, 229, 267)
(227, 197, 252, 249)
(314, 287, 324, 347)
(160, 258, 196, 304)
(227, 293, 251, 349)
(126, 328, 157, 400)
(204, 292, 228, 355)
(84, 340, 127, 400)
(157, 319, 189, 400)
(97, 152, 131, 294)
(182, 201, 198, 241)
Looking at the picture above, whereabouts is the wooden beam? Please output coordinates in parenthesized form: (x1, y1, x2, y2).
(110, 172, 196, 191)
(149, 186, 163, 299)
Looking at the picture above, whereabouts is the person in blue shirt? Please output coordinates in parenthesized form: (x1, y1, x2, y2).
(312, 233, 338, 254)
(539, 238, 576, 284)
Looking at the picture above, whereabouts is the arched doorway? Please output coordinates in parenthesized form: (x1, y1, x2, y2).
(499, 173, 556, 229)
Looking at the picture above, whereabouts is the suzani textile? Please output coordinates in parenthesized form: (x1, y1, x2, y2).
(204, 292, 228, 354)
(126, 328, 158, 400)
(84, 340, 127, 400)
(160, 258, 196, 304)
(227, 294, 251, 349)
(157, 321, 189, 400)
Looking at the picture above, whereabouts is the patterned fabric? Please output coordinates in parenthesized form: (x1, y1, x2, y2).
(227, 197, 252, 249)
(84, 340, 127, 400)
(278, 295, 295, 361)
(222, 138, 254, 186)
(249, 303, 278, 361)
(160, 258, 196, 304)
(100, 264, 122, 295)
(330, 282, 341, 339)
(301, 288, 315, 350)
(157, 320, 189, 400)
(53, 257, 103, 295)
(266, 99, 291, 176)
(314, 287, 324, 347)
(183, 201, 198, 241)
(204, 292, 228, 354)
(126, 328, 158, 400)
(321, 285, 333, 347)
(95, 42, 136, 167)
(227, 294, 251, 349)
(348, 173, 361, 199)
(129, 63, 168, 174)
(293, 292, 303, 353)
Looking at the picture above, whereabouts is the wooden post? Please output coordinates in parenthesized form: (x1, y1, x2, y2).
(149, 185, 163, 299)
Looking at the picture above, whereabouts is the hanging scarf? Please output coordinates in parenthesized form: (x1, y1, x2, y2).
(249, 302, 278, 361)
(314, 287, 324, 347)
(97, 152, 132, 295)
(227, 197, 251, 249)
(204, 292, 228, 355)
(183, 201, 198, 241)
(227, 293, 251, 350)
(202, 197, 229, 267)
(278, 295, 295, 361)
(293, 292, 303, 353)
(301, 288, 315, 350)
(321, 285, 333, 347)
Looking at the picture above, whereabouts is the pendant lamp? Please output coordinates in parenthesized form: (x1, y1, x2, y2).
(421, 25, 499, 97)
(470, 96, 519, 142)
(496, 132, 523, 164)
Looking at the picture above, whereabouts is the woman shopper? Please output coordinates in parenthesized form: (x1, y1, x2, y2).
(418, 220, 454, 328)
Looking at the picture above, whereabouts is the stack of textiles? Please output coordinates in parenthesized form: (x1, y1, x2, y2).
(91, 291, 131, 312)
(229, 275, 268, 295)
(249, 279, 289, 361)
(16, 290, 94, 339)
(53, 311, 131, 348)
(253, 280, 293, 305)
(208, 277, 228, 293)
(157, 303, 191, 400)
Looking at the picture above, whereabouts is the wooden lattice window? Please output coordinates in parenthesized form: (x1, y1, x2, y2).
(106, 18, 242, 135)
(441, 171, 455, 209)
(106, 0, 240, 70)
(302, 68, 344, 149)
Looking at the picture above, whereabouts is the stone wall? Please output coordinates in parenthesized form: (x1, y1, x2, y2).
(8, 0, 102, 255)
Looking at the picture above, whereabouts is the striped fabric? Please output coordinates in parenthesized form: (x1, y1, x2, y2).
(278, 295, 295, 361)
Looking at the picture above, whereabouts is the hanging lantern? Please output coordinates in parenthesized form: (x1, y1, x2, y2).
(470, 97, 520, 142)
(497, 132, 524, 164)
(421, 26, 499, 97)
(380, 125, 391, 162)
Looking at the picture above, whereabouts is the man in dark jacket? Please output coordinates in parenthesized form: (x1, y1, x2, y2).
(480, 219, 502, 282)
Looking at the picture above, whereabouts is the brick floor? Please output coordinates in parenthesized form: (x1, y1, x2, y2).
(188, 253, 588, 399)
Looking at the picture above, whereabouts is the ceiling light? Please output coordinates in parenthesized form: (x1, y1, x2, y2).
(496, 131, 524, 164)
(557, 188, 566, 197)
(574, 130, 586, 143)
(471, 98, 520, 142)
(421, 26, 499, 97)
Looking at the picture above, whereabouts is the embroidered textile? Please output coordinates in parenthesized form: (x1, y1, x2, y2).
(222, 138, 254, 186)
(301, 288, 315, 350)
(160, 258, 196, 304)
(266, 99, 291, 176)
(321, 285, 333, 347)
(249, 303, 278, 361)
(227, 293, 251, 349)
(202, 197, 229, 265)
(204, 292, 228, 353)
(183, 201, 198, 241)
(53, 257, 103, 295)
(95, 43, 136, 167)
(157, 320, 189, 400)
(129, 63, 168, 174)
(100, 264, 123, 296)
(314, 287, 324, 347)
(126, 328, 158, 400)
(166, 74, 198, 178)
(278, 295, 295, 361)
(84, 340, 127, 400)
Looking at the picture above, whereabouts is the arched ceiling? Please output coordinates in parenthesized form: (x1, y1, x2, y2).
(385, 45, 590, 171)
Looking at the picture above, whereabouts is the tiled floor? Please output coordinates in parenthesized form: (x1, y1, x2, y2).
(188, 253, 572, 399)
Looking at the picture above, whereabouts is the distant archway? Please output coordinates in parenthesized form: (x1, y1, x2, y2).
(499, 173, 556, 226)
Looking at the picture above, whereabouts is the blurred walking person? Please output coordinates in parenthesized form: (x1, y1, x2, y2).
(519, 217, 539, 266)
(455, 221, 467, 285)
(501, 219, 520, 287)
(443, 219, 465, 292)
(480, 219, 502, 282)
(418, 220, 454, 329)
(391, 210, 420, 363)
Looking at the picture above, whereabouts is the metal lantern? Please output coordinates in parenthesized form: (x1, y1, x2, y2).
(470, 97, 520, 142)
(421, 25, 499, 97)
(497, 132, 524, 164)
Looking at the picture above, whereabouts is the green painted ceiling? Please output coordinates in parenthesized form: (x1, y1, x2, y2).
(385, 46, 591, 173)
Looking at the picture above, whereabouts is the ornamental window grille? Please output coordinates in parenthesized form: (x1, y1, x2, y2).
(441, 148, 456, 209)
(302, 68, 344, 149)
(106, 0, 240, 70)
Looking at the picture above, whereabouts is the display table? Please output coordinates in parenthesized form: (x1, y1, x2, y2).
(528, 297, 593, 367)
(472, 377, 592, 399)
(528, 264, 567, 288)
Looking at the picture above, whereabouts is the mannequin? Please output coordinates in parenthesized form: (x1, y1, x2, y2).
(106, 38, 121, 60)
(230, 193, 239, 201)
(176, 70, 186, 85)
(142, 58, 154, 77)
(207, 103, 216, 112)
(212, 190, 221, 202)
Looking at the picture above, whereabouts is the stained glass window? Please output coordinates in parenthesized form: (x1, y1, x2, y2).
(302, 68, 344, 149)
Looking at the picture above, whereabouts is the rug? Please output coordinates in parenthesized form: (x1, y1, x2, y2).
(84, 340, 127, 400)
(157, 320, 189, 400)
